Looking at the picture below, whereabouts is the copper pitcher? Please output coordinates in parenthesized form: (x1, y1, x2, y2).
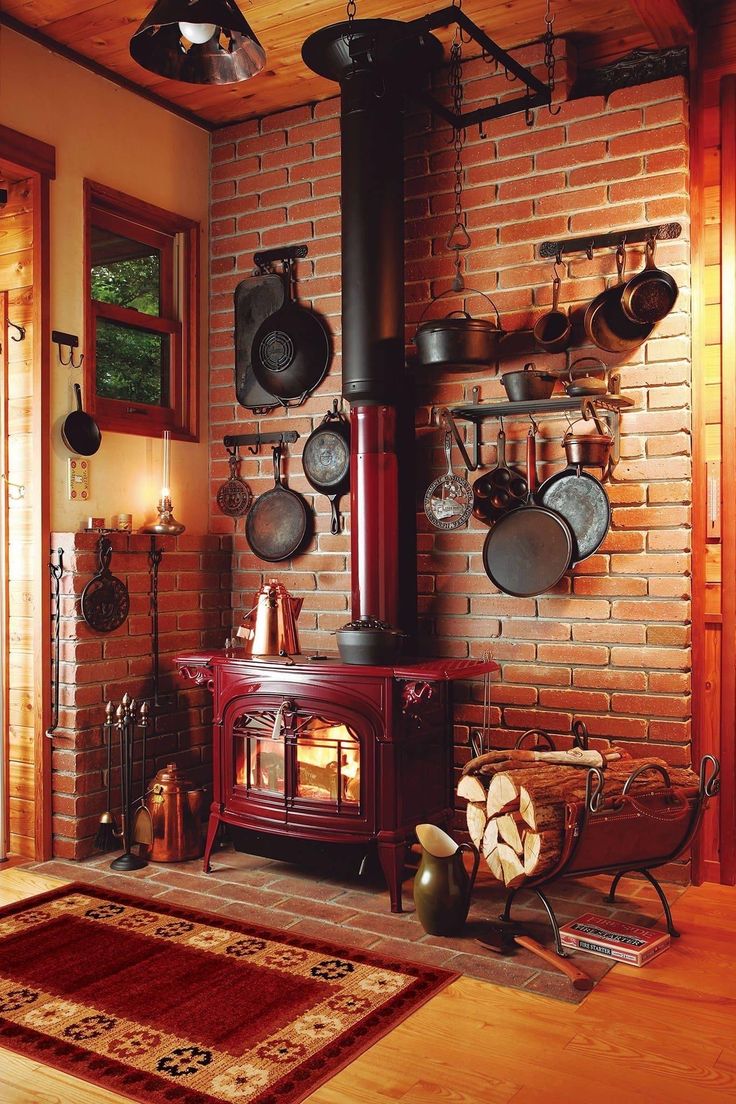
(236, 578, 303, 656)
(142, 763, 206, 863)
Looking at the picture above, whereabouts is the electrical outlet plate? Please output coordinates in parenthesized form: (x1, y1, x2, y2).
(68, 457, 90, 501)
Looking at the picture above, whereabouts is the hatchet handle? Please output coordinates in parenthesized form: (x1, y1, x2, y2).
(514, 935, 593, 991)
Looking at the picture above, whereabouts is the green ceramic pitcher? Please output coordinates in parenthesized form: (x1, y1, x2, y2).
(413, 824, 480, 936)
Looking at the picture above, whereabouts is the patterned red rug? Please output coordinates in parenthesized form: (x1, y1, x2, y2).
(0, 884, 455, 1104)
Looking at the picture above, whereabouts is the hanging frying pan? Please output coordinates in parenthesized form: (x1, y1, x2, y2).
(472, 425, 527, 525)
(482, 430, 573, 597)
(251, 260, 330, 403)
(536, 464, 611, 565)
(302, 401, 350, 534)
(246, 446, 311, 562)
(620, 235, 678, 325)
(62, 383, 102, 456)
(584, 243, 653, 354)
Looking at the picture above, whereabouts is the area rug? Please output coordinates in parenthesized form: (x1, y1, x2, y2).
(0, 884, 455, 1104)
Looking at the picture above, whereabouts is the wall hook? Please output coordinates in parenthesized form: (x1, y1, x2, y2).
(248, 432, 261, 455)
(52, 330, 84, 369)
(8, 320, 25, 342)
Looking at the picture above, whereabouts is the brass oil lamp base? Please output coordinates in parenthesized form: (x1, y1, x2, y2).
(140, 495, 185, 536)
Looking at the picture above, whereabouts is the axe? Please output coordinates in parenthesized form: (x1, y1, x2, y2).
(477, 918, 593, 991)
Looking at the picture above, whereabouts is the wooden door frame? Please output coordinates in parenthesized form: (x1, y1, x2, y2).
(0, 124, 55, 860)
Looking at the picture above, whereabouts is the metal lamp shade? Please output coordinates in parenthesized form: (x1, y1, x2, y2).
(130, 0, 266, 84)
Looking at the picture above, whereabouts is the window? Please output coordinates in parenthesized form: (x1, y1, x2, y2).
(84, 181, 199, 439)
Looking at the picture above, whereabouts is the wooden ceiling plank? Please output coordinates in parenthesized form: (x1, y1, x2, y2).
(625, 0, 695, 46)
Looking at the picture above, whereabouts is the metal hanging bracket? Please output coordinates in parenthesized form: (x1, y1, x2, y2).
(436, 407, 480, 471)
(223, 430, 299, 454)
(539, 222, 681, 260)
(8, 320, 25, 342)
(52, 330, 84, 368)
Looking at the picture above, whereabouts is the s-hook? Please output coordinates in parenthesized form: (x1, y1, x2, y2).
(45, 548, 65, 740)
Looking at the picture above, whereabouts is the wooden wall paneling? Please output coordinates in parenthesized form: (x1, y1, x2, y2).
(689, 36, 708, 882)
(719, 73, 736, 884)
(701, 624, 721, 882)
(0, 291, 8, 861)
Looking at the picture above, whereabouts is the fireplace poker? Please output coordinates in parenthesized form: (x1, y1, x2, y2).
(94, 700, 118, 852)
(110, 694, 147, 871)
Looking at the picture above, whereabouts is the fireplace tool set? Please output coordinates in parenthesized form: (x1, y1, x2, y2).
(99, 695, 151, 871)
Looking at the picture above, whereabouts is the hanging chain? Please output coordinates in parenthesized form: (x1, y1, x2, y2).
(447, 1, 470, 290)
(544, 0, 561, 116)
(346, 0, 356, 20)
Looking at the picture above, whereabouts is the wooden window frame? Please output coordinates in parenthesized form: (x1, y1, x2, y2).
(84, 180, 199, 441)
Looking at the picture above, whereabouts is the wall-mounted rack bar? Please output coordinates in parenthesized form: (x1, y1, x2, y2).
(539, 222, 682, 259)
(52, 330, 83, 368)
(253, 244, 308, 270)
(437, 392, 633, 470)
(223, 431, 299, 452)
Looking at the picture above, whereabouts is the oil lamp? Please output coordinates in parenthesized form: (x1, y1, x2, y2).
(140, 430, 185, 535)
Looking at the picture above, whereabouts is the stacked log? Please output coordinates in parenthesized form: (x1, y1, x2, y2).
(458, 755, 699, 888)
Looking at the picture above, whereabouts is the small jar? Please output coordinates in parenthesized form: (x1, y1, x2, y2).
(114, 513, 132, 531)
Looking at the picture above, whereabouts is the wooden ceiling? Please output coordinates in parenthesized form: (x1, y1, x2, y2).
(0, 0, 697, 129)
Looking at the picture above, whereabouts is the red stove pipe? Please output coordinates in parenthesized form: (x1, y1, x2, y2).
(350, 405, 399, 625)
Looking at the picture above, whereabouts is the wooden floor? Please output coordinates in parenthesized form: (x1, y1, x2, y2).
(0, 868, 734, 1103)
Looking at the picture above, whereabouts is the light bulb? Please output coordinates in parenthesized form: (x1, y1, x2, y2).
(178, 21, 217, 44)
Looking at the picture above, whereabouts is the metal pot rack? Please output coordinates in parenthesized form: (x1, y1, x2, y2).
(437, 384, 633, 472)
(539, 221, 681, 260)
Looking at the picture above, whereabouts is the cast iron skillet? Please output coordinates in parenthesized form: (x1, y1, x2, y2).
(62, 383, 102, 456)
(620, 235, 678, 325)
(251, 260, 330, 403)
(482, 430, 573, 597)
(302, 401, 350, 534)
(536, 464, 611, 565)
(246, 446, 311, 562)
(584, 243, 653, 354)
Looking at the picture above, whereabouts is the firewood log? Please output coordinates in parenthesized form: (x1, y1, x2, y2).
(496, 843, 526, 888)
(457, 773, 488, 804)
(523, 829, 565, 879)
(466, 801, 488, 849)
(487, 766, 546, 817)
(486, 846, 504, 882)
(496, 812, 524, 856)
(463, 746, 620, 777)
(482, 818, 499, 859)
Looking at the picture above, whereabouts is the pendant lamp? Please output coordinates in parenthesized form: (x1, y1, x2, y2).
(130, 0, 266, 85)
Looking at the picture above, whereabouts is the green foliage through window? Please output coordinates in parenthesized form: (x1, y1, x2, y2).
(96, 319, 168, 406)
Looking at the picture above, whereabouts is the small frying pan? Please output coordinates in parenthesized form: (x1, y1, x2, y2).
(472, 426, 527, 525)
(482, 430, 573, 597)
(584, 244, 653, 354)
(537, 461, 611, 565)
(246, 446, 311, 562)
(62, 383, 102, 456)
(620, 235, 678, 324)
(251, 260, 330, 403)
(302, 401, 350, 534)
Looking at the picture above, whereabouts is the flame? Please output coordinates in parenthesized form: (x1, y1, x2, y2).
(237, 716, 360, 803)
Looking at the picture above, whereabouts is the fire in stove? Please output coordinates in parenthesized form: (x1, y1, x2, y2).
(235, 712, 361, 806)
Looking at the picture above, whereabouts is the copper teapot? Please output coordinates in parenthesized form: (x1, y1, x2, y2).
(141, 763, 206, 863)
(236, 578, 303, 657)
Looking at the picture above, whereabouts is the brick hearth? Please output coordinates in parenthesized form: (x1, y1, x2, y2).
(24, 848, 682, 1004)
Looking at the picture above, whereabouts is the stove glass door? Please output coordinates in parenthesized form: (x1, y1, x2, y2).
(295, 716, 360, 807)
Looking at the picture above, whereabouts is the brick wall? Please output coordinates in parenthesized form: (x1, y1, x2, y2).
(209, 45, 692, 825)
(51, 531, 232, 859)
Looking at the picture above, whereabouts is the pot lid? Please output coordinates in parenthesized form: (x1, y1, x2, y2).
(416, 314, 500, 335)
(152, 762, 197, 792)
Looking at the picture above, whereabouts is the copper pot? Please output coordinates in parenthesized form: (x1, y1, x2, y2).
(142, 763, 206, 863)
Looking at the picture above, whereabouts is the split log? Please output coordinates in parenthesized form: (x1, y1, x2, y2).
(486, 846, 504, 882)
(466, 801, 488, 850)
(496, 843, 526, 889)
(462, 746, 621, 777)
(523, 829, 565, 879)
(457, 773, 488, 804)
(481, 818, 499, 859)
(496, 813, 524, 856)
(487, 766, 548, 817)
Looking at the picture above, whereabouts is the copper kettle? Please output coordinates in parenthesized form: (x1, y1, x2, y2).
(141, 763, 206, 863)
(236, 578, 303, 656)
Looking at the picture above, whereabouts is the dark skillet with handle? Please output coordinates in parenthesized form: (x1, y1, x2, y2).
(620, 234, 678, 324)
(251, 259, 330, 403)
(62, 383, 102, 456)
(536, 407, 611, 565)
(302, 400, 350, 534)
(584, 243, 653, 354)
(482, 429, 573, 597)
(246, 445, 311, 562)
(472, 425, 527, 525)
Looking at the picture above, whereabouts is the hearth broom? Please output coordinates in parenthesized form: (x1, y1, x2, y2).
(94, 701, 118, 851)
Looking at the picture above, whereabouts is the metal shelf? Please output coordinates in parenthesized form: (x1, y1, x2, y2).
(437, 394, 633, 471)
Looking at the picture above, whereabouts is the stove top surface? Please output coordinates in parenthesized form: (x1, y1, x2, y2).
(176, 650, 499, 682)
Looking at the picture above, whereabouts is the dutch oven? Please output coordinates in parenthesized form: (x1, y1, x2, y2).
(414, 288, 503, 369)
(501, 363, 556, 402)
(336, 616, 405, 665)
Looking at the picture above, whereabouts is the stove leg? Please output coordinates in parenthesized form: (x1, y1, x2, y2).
(202, 812, 221, 874)
(378, 842, 405, 913)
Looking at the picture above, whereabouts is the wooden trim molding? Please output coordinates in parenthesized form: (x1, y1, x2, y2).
(719, 73, 736, 886)
(626, 0, 695, 46)
(0, 124, 55, 180)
